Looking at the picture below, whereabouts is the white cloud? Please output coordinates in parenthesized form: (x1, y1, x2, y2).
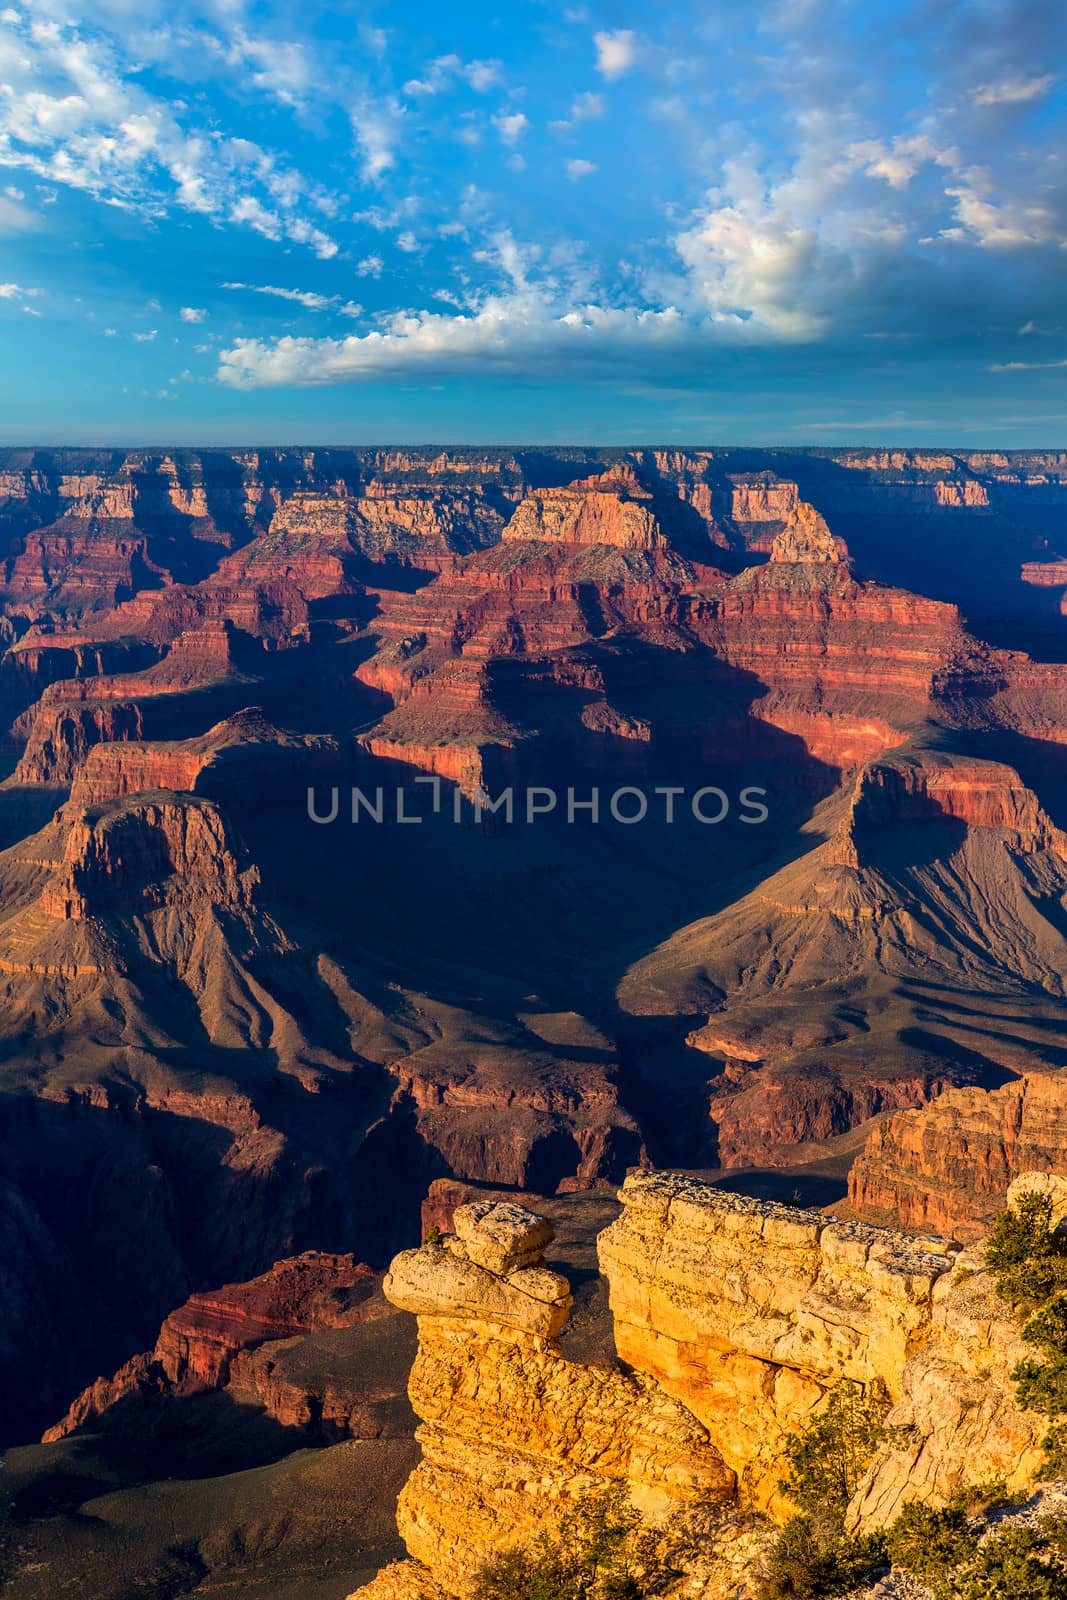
(974, 74, 1059, 107)
(356, 254, 384, 277)
(403, 55, 501, 96)
(672, 200, 837, 340)
(990, 356, 1067, 372)
(550, 93, 605, 138)
(0, 281, 41, 300)
(0, 190, 37, 230)
(133, 328, 157, 341)
(0, 12, 338, 257)
(218, 300, 691, 388)
(493, 112, 529, 146)
(566, 159, 597, 180)
(944, 185, 1066, 248)
(221, 281, 361, 314)
(103, 326, 116, 335)
(594, 29, 638, 81)
(352, 98, 403, 182)
(226, 31, 313, 110)
(850, 135, 959, 190)
(571, 92, 604, 121)
(396, 230, 419, 253)
(179, 305, 205, 322)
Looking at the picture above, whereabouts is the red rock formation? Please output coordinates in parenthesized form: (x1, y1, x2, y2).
(11, 621, 265, 785)
(847, 1074, 1067, 1241)
(43, 1251, 384, 1440)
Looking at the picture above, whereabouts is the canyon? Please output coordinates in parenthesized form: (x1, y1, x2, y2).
(0, 445, 1067, 1595)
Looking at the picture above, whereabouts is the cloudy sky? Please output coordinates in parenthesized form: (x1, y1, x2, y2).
(1, 0, 1066, 444)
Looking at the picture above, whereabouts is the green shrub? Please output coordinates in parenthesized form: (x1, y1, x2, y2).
(948, 1481, 1024, 1517)
(985, 1196, 1067, 1475)
(756, 1383, 892, 1600)
(958, 1525, 1067, 1600)
(984, 1194, 1067, 1309)
(884, 1502, 978, 1596)
(754, 1516, 883, 1600)
(779, 1381, 891, 1523)
(470, 1487, 647, 1600)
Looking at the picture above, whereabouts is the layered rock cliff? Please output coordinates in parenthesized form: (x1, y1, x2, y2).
(352, 1173, 1048, 1599)
(848, 1073, 1067, 1241)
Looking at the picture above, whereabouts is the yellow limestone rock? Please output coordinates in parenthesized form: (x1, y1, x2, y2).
(353, 1177, 1051, 1597)
(347, 1562, 451, 1600)
(379, 1200, 734, 1596)
(849, 1241, 1048, 1527)
(598, 1172, 1047, 1523)
(599, 1172, 958, 1509)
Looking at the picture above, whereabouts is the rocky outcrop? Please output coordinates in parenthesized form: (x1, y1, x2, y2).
(354, 1174, 1048, 1599)
(848, 1074, 1067, 1241)
(728, 475, 799, 525)
(503, 465, 666, 549)
(597, 1173, 1045, 1528)
(45, 1251, 382, 1440)
(380, 1200, 733, 1594)
(598, 1172, 960, 1509)
(36, 794, 264, 923)
(767, 501, 848, 564)
(849, 1235, 1046, 1527)
(827, 750, 1067, 869)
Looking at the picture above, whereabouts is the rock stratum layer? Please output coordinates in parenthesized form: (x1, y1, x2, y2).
(848, 1073, 1067, 1240)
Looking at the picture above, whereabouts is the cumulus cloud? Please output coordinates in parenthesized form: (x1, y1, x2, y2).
(180, 306, 205, 323)
(493, 112, 529, 146)
(356, 254, 384, 277)
(566, 159, 597, 180)
(0, 281, 42, 300)
(133, 328, 157, 341)
(218, 301, 691, 388)
(403, 55, 501, 96)
(943, 185, 1067, 248)
(974, 74, 1059, 107)
(594, 29, 638, 80)
(849, 135, 959, 190)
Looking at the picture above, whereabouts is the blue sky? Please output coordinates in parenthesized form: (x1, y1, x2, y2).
(1, 0, 1066, 444)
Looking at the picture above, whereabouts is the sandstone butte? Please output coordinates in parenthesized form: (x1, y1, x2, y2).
(350, 1178, 1050, 1600)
